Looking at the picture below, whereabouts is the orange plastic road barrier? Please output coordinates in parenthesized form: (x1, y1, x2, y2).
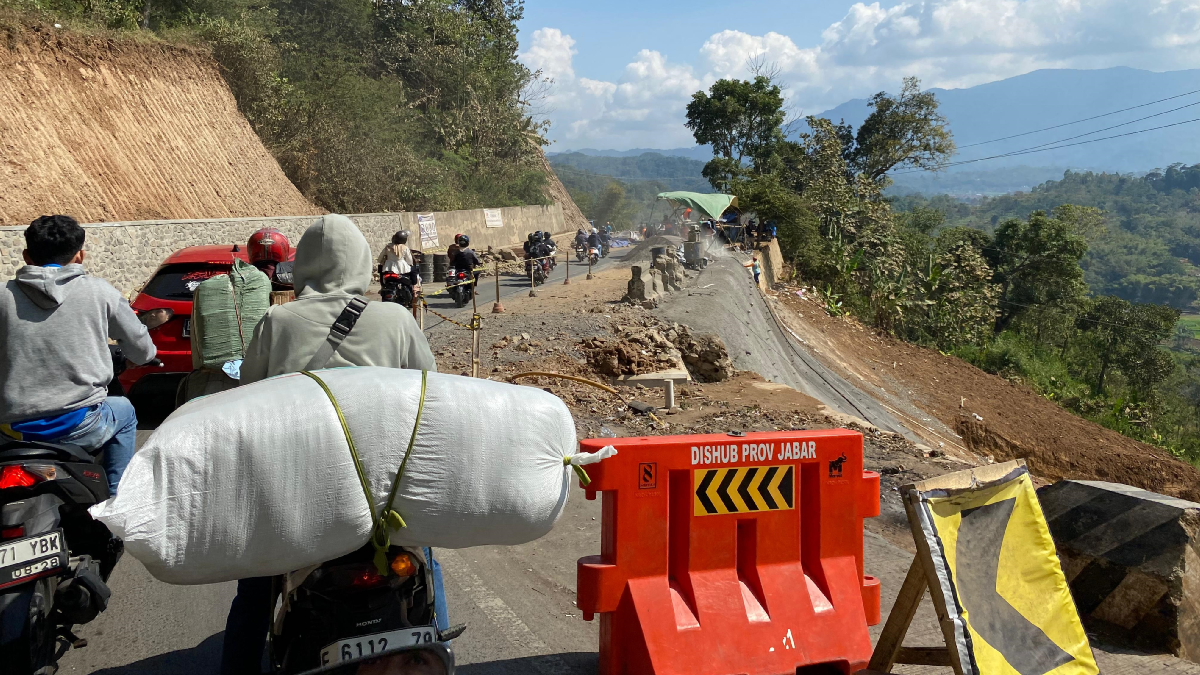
(576, 430, 881, 675)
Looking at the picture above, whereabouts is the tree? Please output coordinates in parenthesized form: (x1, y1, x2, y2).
(986, 210, 1089, 333)
(590, 181, 628, 227)
(1077, 296, 1179, 395)
(685, 76, 786, 191)
(844, 77, 955, 184)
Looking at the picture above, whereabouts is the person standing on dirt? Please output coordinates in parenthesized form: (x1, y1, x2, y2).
(745, 254, 762, 286)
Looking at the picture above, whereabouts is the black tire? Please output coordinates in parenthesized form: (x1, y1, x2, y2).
(0, 578, 57, 674)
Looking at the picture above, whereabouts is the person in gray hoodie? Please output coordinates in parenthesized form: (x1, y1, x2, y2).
(239, 214, 435, 382)
(223, 214, 442, 675)
(0, 215, 157, 493)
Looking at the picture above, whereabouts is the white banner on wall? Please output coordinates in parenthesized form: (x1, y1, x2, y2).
(484, 209, 504, 229)
(417, 213, 439, 249)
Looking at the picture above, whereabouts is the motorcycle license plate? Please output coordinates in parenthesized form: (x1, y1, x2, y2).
(320, 626, 437, 665)
(0, 530, 67, 589)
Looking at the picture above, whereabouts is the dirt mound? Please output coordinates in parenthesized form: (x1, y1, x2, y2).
(770, 283, 1200, 502)
(0, 28, 319, 225)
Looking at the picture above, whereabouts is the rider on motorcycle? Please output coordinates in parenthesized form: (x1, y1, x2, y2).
(225, 214, 441, 675)
(248, 227, 295, 292)
(0, 215, 157, 494)
(574, 228, 587, 250)
(587, 227, 601, 252)
(450, 234, 482, 282)
(377, 230, 415, 283)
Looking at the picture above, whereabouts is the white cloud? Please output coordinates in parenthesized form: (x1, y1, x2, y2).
(531, 0, 1200, 149)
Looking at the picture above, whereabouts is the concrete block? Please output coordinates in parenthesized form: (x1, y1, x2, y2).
(1038, 480, 1200, 661)
(624, 265, 661, 304)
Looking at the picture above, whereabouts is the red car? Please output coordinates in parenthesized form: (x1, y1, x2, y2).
(118, 244, 259, 416)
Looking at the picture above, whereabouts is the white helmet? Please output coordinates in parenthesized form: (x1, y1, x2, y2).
(591, 227, 598, 234)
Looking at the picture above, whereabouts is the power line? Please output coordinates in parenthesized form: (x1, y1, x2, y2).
(968, 99, 1200, 160)
(891, 116, 1200, 175)
(957, 88, 1200, 149)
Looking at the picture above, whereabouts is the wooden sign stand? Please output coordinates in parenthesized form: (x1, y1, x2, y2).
(864, 460, 1027, 675)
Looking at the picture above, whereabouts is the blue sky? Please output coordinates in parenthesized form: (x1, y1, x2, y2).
(517, 0, 1200, 151)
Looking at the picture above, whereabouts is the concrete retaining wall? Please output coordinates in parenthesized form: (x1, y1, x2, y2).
(0, 204, 568, 295)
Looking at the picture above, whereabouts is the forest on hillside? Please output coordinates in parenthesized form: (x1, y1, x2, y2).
(1, 0, 550, 213)
(681, 74, 1200, 464)
(894, 168, 1200, 310)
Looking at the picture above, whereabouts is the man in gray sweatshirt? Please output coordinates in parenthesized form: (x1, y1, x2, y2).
(0, 215, 157, 493)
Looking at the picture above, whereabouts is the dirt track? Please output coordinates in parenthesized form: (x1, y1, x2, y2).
(0, 28, 319, 225)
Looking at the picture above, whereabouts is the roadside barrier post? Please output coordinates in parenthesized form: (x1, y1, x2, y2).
(587, 255, 594, 280)
(471, 314, 481, 378)
(492, 259, 505, 313)
(564, 251, 571, 285)
(576, 430, 882, 675)
(529, 261, 538, 297)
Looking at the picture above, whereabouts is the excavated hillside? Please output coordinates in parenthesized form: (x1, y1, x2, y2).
(0, 28, 320, 225)
(538, 148, 588, 232)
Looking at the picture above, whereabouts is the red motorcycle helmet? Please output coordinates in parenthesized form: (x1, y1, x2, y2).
(247, 228, 292, 264)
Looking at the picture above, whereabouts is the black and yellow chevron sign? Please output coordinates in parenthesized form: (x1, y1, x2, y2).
(693, 465, 795, 516)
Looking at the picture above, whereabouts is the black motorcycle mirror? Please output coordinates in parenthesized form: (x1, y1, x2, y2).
(296, 643, 453, 675)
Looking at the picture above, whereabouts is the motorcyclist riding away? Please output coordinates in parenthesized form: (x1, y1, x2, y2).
(378, 230, 416, 285)
(224, 215, 442, 675)
(0, 215, 157, 494)
(574, 228, 587, 249)
(451, 234, 482, 282)
(587, 227, 601, 251)
(248, 227, 294, 292)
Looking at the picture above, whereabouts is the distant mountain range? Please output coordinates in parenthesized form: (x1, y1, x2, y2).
(550, 67, 1200, 196)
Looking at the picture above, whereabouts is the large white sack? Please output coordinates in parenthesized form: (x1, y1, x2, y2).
(90, 368, 581, 585)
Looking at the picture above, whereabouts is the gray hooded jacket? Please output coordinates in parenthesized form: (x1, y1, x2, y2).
(240, 215, 437, 384)
(0, 265, 156, 424)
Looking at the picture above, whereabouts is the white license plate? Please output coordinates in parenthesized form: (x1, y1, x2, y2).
(181, 318, 191, 337)
(0, 530, 66, 588)
(320, 626, 437, 665)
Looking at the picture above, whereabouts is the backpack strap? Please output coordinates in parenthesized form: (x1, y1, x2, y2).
(304, 296, 369, 371)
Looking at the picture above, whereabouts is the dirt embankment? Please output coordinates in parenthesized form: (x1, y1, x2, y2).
(769, 283, 1200, 502)
(0, 27, 319, 225)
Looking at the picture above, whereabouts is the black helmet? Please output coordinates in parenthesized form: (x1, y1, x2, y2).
(456, 234, 469, 248)
(392, 230, 409, 245)
(528, 232, 537, 242)
(533, 231, 544, 243)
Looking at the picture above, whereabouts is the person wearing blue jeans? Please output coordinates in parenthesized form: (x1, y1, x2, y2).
(0, 215, 155, 494)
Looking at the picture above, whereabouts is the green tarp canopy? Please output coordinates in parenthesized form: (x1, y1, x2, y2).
(656, 191, 737, 220)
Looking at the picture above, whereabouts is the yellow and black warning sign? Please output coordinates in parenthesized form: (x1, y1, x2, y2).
(694, 465, 794, 516)
(912, 466, 1098, 675)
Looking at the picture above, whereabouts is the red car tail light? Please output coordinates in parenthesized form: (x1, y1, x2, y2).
(0, 526, 24, 539)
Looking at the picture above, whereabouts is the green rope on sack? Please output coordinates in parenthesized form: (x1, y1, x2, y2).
(564, 456, 591, 486)
(301, 369, 428, 575)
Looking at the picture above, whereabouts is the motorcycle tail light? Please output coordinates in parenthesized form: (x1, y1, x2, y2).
(0, 465, 43, 489)
(350, 565, 388, 588)
(0, 526, 24, 539)
(138, 308, 174, 330)
(389, 553, 417, 578)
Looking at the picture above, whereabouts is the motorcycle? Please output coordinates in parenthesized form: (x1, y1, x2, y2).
(574, 244, 586, 263)
(0, 441, 122, 673)
(270, 545, 464, 673)
(446, 269, 473, 309)
(588, 246, 601, 267)
(380, 272, 416, 308)
(524, 256, 549, 286)
(600, 237, 611, 258)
